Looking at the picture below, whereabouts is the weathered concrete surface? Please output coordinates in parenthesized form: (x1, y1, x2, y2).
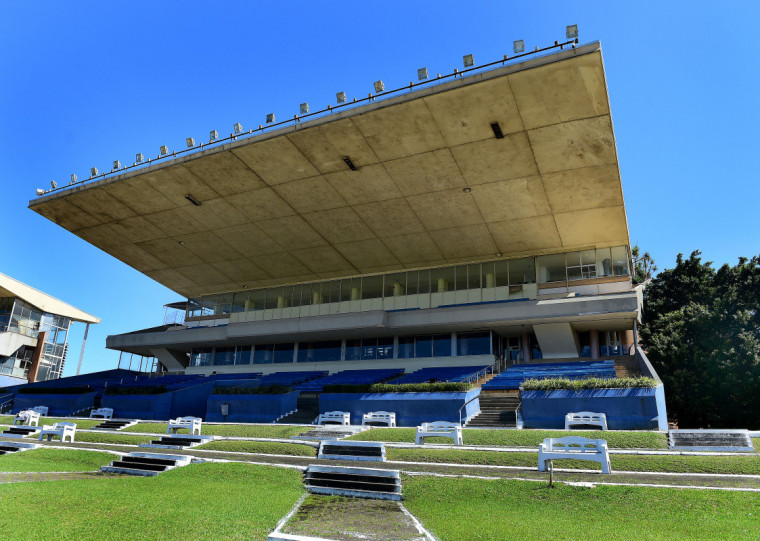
(30, 43, 629, 298)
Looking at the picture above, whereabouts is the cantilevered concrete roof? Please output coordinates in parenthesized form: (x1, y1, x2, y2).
(30, 42, 629, 298)
(0, 272, 100, 324)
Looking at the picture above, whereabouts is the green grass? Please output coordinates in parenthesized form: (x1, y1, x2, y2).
(0, 448, 114, 472)
(196, 440, 316, 457)
(387, 447, 760, 475)
(347, 428, 669, 449)
(0, 417, 103, 429)
(122, 422, 307, 438)
(72, 432, 154, 445)
(403, 475, 760, 540)
(0, 462, 304, 540)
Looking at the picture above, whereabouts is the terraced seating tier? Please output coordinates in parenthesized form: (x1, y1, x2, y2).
(482, 361, 617, 390)
(293, 369, 405, 392)
(389, 365, 489, 384)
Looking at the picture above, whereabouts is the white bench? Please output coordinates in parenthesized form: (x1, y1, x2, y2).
(31, 406, 49, 416)
(565, 411, 608, 431)
(38, 422, 77, 443)
(14, 410, 41, 426)
(166, 416, 202, 435)
(317, 411, 350, 426)
(538, 436, 611, 474)
(415, 421, 463, 445)
(90, 408, 114, 419)
(361, 411, 396, 427)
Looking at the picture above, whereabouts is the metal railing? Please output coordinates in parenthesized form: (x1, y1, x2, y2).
(459, 394, 481, 427)
(0, 394, 14, 414)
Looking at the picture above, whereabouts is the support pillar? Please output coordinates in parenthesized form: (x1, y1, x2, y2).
(76, 322, 90, 376)
(521, 333, 531, 362)
(590, 329, 600, 360)
(27, 331, 47, 384)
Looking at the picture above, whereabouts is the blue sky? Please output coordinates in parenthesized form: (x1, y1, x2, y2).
(1, 2, 758, 376)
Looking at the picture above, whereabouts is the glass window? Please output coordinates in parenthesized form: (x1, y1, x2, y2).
(611, 246, 630, 276)
(596, 247, 612, 277)
(431, 267, 454, 293)
(361, 275, 383, 300)
(236, 346, 252, 365)
(398, 336, 415, 359)
(213, 347, 236, 366)
(345, 339, 361, 361)
(537, 254, 566, 283)
(248, 289, 267, 311)
(273, 343, 295, 363)
(417, 269, 431, 294)
(361, 339, 377, 360)
(467, 263, 481, 289)
(386, 273, 406, 297)
(231, 292, 248, 313)
(416, 336, 433, 358)
(457, 331, 491, 356)
(190, 348, 213, 367)
(433, 334, 452, 357)
(253, 345, 273, 364)
(297, 341, 342, 362)
(340, 278, 360, 302)
(215, 293, 233, 315)
(377, 337, 394, 359)
(509, 258, 535, 284)
(200, 296, 216, 316)
(454, 265, 468, 291)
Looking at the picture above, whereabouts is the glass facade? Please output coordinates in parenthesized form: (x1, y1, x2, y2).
(186, 247, 630, 320)
(0, 297, 71, 381)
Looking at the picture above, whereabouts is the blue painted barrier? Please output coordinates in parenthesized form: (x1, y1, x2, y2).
(319, 389, 480, 426)
(13, 392, 98, 417)
(521, 386, 665, 430)
(206, 391, 299, 423)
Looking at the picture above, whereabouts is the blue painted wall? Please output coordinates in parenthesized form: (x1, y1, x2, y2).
(319, 389, 480, 426)
(168, 382, 216, 419)
(521, 386, 665, 430)
(206, 391, 298, 423)
(13, 392, 98, 416)
(101, 393, 173, 420)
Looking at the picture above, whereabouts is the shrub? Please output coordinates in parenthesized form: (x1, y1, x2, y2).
(521, 376, 658, 391)
(212, 384, 292, 395)
(322, 382, 472, 393)
(104, 385, 167, 395)
(16, 386, 93, 394)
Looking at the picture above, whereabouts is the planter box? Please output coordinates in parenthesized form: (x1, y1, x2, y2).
(319, 389, 480, 427)
(206, 391, 299, 423)
(521, 385, 667, 430)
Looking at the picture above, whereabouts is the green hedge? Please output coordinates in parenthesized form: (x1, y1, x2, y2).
(104, 385, 167, 395)
(322, 382, 472, 393)
(212, 384, 292, 395)
(16, 386, 93, 394)
(521, 376, 658, 391)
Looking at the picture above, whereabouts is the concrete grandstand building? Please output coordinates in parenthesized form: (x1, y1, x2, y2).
(29, 42, 644, 391)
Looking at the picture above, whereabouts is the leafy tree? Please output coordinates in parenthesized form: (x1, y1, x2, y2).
(631, 245, 657, 285)
(640, 251, 760, 429)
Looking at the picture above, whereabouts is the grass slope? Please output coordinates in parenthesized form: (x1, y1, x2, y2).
(348, 428, 669, 449)
(196, 440, 316, 457)
(72, 432, 154, 445)
(387, 448, 760, 475)
(0, 417, 104, 430)
(0, 448, 113, 472)
(122, 422, 306, 438)
(403, 475, 760, 540)
(0, 463, 304, 540)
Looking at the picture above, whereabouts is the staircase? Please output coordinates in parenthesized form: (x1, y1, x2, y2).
(304, 465, 402, 501)
(466, 392, 520, 428)
(101, 452, 192, 476)
(614, 357, 641, 378)
(0, 442, 35, 455)
(2, 426, 41, 438)
(277, 392, 320, 424)
(140, 434, 211, 449)
(92, 419, 137, 431)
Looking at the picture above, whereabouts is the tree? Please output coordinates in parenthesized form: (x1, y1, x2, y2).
(640, 251, 760, 429)
(631, 245, 657, 285)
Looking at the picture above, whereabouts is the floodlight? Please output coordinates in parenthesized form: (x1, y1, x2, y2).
(266, 113, 275, 124)
(209, 130, 218, 142)
(336, 91, 347, 104)
(463, 54, 474, 68)
(343, 156, 358, 171)
(50, 180, 57, 189)
(417, 67, 428, 81)
(90, 167, 98, 177)
(233, 122, 243, 135)
(160, 145, 168, 155)
(373, 80, 385, 93)
(299, 102, 309, 115)
(70, 173, 77, 184)
(513, 40, 525, 53)
(36, 188, 44, 196)
(113, 160, 121, 170)
(186, 137, 195, 148)
(136, 153, 144, 163)
(185, 194, 201, 206)
(566, 24, 578, 39)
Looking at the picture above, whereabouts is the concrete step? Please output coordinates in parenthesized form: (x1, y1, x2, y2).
(304, 465, 402, 501)
(101, 452, 192, 477)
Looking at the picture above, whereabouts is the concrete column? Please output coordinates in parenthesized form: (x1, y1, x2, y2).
(393, 282, 404, 296)
(485, 273, 495, 288)
(521, 333, 531, 362)
(437, 278, 448, 292)
(351, 287, 360, 301)
(624, 329, 635, 354)
(590, 329, 600, 360)
(27, 331, 47, 383)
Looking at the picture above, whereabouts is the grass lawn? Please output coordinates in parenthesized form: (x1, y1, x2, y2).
(0, 417, 103, 430)
(122, 422, 307, 438)
(403, 475, 760, 540)
(387, 447, 760, 475)
(73, 432, 154, 445)
(0, 448, 114, 472)
(0, 462, 304, 540)
(196, 440, 316, 457)
(347, 428, 669, 449)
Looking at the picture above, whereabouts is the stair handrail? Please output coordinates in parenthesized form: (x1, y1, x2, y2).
(0, 393, 13, 414)
(459, 394, 481, 426)
(464, 365, 493, 385)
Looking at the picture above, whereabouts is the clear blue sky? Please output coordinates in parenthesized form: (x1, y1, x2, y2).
(1, 2, 758, 376)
